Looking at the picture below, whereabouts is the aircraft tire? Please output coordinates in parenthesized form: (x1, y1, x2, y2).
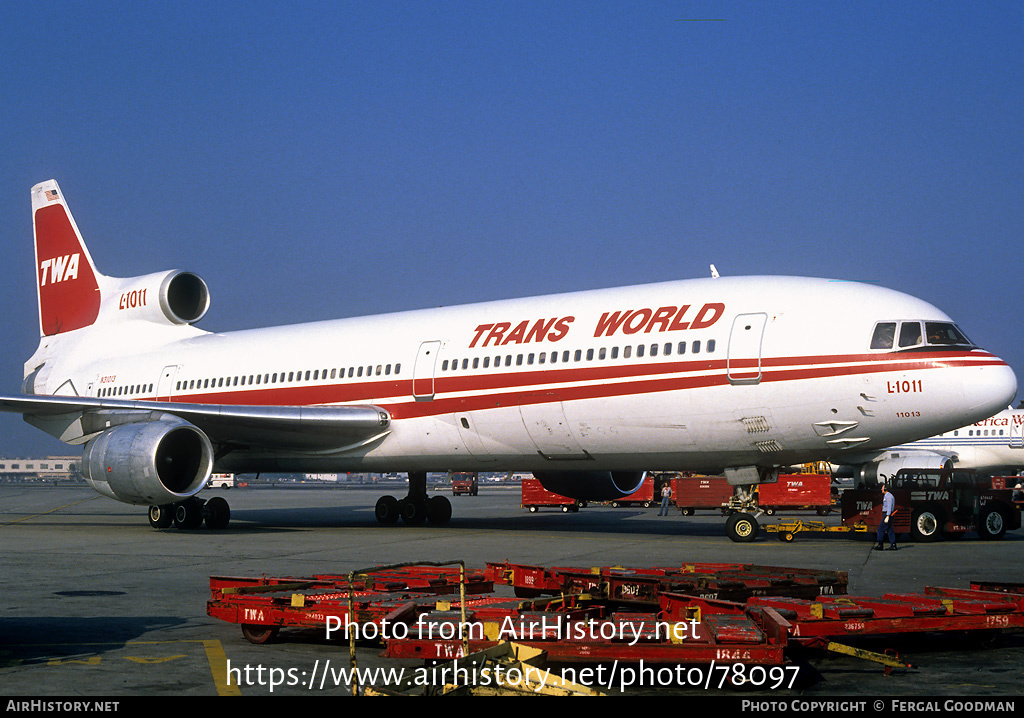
(427, 495, 452, 525)
(726, 512, 759, 543)
(375, 495, 401, 525)
(174, 498, 204, 529)
(400, 497, 427, 525)
(204, 496, 231, 530)
(148, 504, 174, 529)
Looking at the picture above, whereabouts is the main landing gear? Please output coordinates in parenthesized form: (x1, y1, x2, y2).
(375, 471, 452, 526)
(148, 496, 231, 530)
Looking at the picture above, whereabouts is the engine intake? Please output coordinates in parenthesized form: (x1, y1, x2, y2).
(534, 471, 646, 501)
(104, 270, 210, 326)
(159, 271, 210, 324)
(82, 419, 214, 505)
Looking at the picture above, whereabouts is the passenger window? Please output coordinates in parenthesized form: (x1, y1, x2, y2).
(898, 322, 922, 348)
(692, 340, 701, 354)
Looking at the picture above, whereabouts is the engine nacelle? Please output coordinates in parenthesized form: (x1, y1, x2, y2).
(839, 452, 954, 489)
(534, 471, 646, 501)
(102, 270, 211, 326)
(82, 419, 214, 505)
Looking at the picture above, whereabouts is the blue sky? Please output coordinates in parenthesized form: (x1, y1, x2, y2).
(1, 1, 1021, 456)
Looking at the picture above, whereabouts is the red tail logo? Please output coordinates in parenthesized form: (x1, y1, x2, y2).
(34, 202, 100, 335)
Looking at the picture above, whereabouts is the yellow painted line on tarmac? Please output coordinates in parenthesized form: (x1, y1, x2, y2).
(5, 638, 242, 695)
(203, 639, 242, 696)
(0, 496, 103, 527)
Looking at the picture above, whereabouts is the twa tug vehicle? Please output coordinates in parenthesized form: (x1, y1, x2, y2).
(0, 180, 1016, 539)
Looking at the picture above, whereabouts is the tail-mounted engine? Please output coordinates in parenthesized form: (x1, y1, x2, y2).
(534, 471, 646, 501)
(82, 418, 214, 505)
(102, 270, 210, 326)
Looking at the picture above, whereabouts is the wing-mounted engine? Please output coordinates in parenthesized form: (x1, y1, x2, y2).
(534, 471, 646, 501)
(81, 417, 214, 505)
(98, 270, 210, 327)
(835, 451, 954, 489)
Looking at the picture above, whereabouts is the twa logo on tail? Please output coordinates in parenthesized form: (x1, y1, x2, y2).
(32, 181, 101, 336)
(39, 254, 81, 286)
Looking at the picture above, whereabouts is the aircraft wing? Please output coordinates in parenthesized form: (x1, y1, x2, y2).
(0, 394, 391, 452)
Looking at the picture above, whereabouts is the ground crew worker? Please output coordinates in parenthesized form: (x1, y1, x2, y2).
(874, 483, 897, 551)
(658, 481, 673, 516)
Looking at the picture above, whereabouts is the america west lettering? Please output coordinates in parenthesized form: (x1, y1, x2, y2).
(468, 302, 725, 348)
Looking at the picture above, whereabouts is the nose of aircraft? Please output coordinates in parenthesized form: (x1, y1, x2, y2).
(964, 359, 1018, 419)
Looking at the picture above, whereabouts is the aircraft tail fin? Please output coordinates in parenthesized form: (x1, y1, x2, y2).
(32, 180, 103, 336)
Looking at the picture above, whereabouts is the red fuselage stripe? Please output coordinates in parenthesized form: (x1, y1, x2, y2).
(157, 351, 1004, 420)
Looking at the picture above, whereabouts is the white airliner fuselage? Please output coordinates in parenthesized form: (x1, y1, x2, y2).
(2, 180, 1017, 532)
(888, 407, 1024, 476)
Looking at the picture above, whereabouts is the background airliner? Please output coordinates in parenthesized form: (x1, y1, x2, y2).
(0, 181, 1016, 539)
(835, 405, 1024, 485)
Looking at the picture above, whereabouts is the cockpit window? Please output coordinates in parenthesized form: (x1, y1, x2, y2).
(925, 322, 973, 347)
(870, 322, 896, 350)
(870, 320, 975, 352)
(898, 321, 922, 348)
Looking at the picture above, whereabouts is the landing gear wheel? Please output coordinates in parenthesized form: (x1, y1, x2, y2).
(978, 507, 1007, 540)
(426, 495, 452, 525)
(241, 625, 279, 645)
(375, 495, 401, 525)
(726, 512, 759, 543)
(910, 507, 943, 542)
(400, 497, 427, 525)
(528, 506, 538, 513)
(204, 496, 231, 530)
(148, 504, 173, 529)
(173, 498, 205, 529)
